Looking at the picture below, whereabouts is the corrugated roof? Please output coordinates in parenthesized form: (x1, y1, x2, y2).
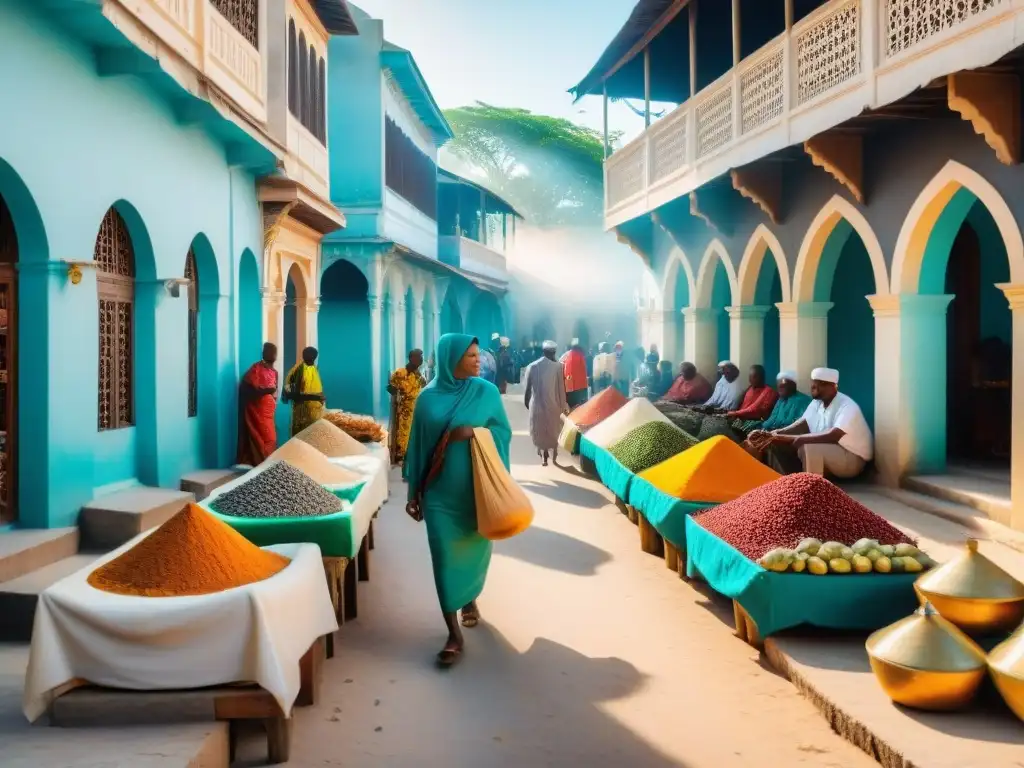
(438, 168, 524, 220)
(312, 0, 359, 35)
(381, 41, 454, 145)
(568, 0, 680, 101)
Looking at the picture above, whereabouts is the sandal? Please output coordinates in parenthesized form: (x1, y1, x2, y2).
(436, 644, 463, 668)
(460, 608, 480, 628)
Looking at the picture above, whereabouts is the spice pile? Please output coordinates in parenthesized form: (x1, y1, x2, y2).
(584, 397, 673, 448)
(296, 419, 369, 458)
(693, 473, 919, 564)
(323, 411, 387, 443)
(654, 403, 704, 436)
(696, 415, 738, 443)
(568, 387, 628, 430)
(211, 461, 345, 519)
(87, 503, 291, 597)
(265, 439, 362, 485)
(639, 435, 779, 503)
(608, 421, 696, 473)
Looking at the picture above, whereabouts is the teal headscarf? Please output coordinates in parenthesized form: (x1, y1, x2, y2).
(431, 333, 478, 394)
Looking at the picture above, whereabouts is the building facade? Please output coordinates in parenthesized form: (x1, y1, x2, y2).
(0, 0, 356, 530)
(321, 6, 516, 419)
(573, 0, 1024, 530)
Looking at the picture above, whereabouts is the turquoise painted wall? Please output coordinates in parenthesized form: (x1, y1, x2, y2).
(711, 261, 731, 365)
(673, 269, 689, 362)
(468, 292, 503, 345)
(0, 3, 261, 527)
(319, 259, 373, 415)
(442, 294, 463, 335)
(754, 257, 782, 380)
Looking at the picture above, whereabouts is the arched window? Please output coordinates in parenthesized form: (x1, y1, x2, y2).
(288, 20, 298, 117)
(318, 57, 326, 142)
(307, 44, 316, 134)
(298, 32, 308, 128)
(96, 208, 135, 430)
(185, 247, 198, 418)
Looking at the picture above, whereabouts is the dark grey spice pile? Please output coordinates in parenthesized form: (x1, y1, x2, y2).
(608, 421, 697, 473)
(654, 401, 706, 435)
(697, 415, 738, 443)
(211, 461, 344, 519)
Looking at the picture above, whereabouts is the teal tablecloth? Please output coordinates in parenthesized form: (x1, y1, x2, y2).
(592, 444, 635, 500)
(206, 482, 367, 558)
(627, 476, 709, 551)
(579, 435, 599, 461)
(683, 515, 920, 638)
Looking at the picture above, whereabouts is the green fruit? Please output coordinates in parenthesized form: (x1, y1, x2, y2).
(769, 560, 790, 573)
(879, 545, 895, 557)
(889, 556, 907, 573)
(902, 556, 924, 573)
(840, 547, 855, 560)
(915, 553, 937, 570)
(807, 556, 828, 575)
(864, 548, 882, 562)
(874, 556, 892, 573)
(852, 538, 879, 554)
(894, 543, 920, 558)
(852, 555, 873, 573)
(829, 558, 852, 574)
(790, 557, 806, 573)
(796, 538, 822, 555)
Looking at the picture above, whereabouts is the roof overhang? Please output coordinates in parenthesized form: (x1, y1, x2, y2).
(381, 43, 454, 146)
(391, 244, 508, 294)
(258, 178, 346, 234)
(437, 168, 524, 219)
(312, 0, 360, 35)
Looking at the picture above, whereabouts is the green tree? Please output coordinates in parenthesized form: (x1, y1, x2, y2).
(442, 103, 619, 227)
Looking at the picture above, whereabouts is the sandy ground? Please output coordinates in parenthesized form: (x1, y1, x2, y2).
(238, 394, 875, 767)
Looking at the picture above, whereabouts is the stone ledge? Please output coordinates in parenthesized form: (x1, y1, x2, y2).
(79, 488, 194, 550)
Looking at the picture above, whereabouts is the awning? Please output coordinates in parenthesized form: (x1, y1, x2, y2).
(312, 0, 359, 35)
(392, 244, 508, 294)
(568, 0, 687, 102)
(258, 178, 346, 235)
(381, 42, 454, 146)
(437, 168, 524, 219)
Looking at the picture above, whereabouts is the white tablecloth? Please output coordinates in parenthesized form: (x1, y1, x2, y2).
(330, 454, 388, 545)
(23, 541, 338, 722)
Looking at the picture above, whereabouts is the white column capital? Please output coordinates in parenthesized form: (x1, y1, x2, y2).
(682, 307, 719, 322)
(726, 304, 771, 320)
(261, 289, 286, 308)
(367, 294, 381, 312)
(867, 293, 954, 318)
(998, 283, 1024, 311)
(775, 301, 833, 320)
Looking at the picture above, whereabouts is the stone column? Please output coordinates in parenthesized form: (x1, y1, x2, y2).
(414, 307, 425, 350)
(300, 296, 320, 350)
(431, 310, 441, 356)
(868, 294, 904, 487)
(683, 307, 718, 378)
(1000, 284, 1024, 531)
(368, 294, 383, 418)
(393, 299, 407, 370)
(262, 289, 287, 391)
(727, 305, 771, 373)
(776, 301, 833, 390)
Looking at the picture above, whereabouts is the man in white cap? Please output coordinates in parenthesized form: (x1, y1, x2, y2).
(591, 341, 615, 394)
(697, 361, 744, 413)
(759, 367, 873, 478)
(525, 340, 569, 466)
(495, 336, 514, 395)
(562, 338, 589, 409)
(743, 371, 812, 458)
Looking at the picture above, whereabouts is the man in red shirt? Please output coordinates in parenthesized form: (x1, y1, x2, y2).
(660, 362, 713, 405)
(563, 339, 589, 409)
(727, 364, 779, 433)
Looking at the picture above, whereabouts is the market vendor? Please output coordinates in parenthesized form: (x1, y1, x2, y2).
(726, 365, 778, 433)
(283, 346, 326, 437)
(756, 367, 873, 478)
(697, 361, 744, 413)
(660, 361, 712, 405)
(591, 342, 615, 394)
(742, 371, 812, 455)
(237, 342, 279, 466)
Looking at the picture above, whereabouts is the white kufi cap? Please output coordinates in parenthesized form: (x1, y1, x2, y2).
(777, 370, 797, 383)
(718, 360, 735, 368)
(810, 367, 839, 384)
(542, 340, 557, 351)
(491, 332, 500, 340)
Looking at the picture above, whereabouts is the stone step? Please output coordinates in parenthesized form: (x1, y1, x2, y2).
(79, 487, 194, 550)
(179, 469, 244, 502)
(0, 527, 79, 583)
(0, 553, 102, 642)
(903, 472, 1012, 527)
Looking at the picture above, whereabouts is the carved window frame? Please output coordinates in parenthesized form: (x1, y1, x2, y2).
(96, 208, 135, 431)
(185, 247, 199, 419)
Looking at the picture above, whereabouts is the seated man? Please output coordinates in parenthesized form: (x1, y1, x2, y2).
(697, 361, 744, 413)
(755, 367, 873, 478)
(727, 364, 778, 434)
(743, 371, 812, 451)
(660, 361, 712, 405)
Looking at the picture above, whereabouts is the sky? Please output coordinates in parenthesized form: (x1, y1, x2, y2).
(351, 0, 649, 145)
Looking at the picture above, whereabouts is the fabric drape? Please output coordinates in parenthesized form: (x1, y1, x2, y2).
(285, 362, 325, 437)
(237, 362, 278, 466)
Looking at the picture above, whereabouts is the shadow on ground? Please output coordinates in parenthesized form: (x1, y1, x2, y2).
(493, 524, 612, 576)
(517, 478, 607, 509)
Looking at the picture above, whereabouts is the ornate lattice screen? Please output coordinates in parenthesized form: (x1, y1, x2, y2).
(96, 209, 135, 431)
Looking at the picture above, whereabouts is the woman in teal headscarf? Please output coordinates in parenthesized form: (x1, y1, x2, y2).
(403, 333, 512, 667)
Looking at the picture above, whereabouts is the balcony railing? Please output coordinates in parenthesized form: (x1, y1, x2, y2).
(105, 0, 266, 122)
(439, 235, 509, 282)
(604, 0, 1013, 226)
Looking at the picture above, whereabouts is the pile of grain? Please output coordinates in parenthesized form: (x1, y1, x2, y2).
(696, 415, 738, 443)
(584, 398, 674, 449)
(639, 435, 780, 503)
(87, 503, 291, 597)
(608, 421, 697, 473)
(296, 419, 369, 458)
(211, 461, 345, 519)
(693, 473, 916, 560)
(568, 387, 628, 430)
(653, 403, 705, 436)
(265, 438, 362, 486)
(323, 411, 387, 443)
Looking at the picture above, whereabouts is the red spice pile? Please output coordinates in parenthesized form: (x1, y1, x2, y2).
(693, 473, 915, 560)
(568, 387, 628, 430)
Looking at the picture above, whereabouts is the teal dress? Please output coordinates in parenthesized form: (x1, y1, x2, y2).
(403, 333, 512, 613)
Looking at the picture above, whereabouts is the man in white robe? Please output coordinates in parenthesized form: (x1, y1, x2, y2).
(525, 340, 569, 466)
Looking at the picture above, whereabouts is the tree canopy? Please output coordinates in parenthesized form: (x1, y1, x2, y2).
(442, 103, 620, 227)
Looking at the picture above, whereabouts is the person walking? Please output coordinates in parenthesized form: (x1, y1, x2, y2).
(403, 334, 512, 667)
(525, 340, 569, 466)
(387, 348, 426, 466)
(237, 342, 279, 466)
(563, 339, 589, 409)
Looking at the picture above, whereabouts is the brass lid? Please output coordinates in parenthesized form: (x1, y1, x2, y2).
(866, 602, 987, 672)
(988, 621, 1024, 680)
(915, 539, 1024, 601)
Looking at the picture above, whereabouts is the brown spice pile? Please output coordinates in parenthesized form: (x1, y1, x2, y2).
(323, 411, 388, 443)
(567, 387, 628, 430)
(265, 438, 362, 485)
(87, 503, 291, 597)
(295, 418, 369, 458)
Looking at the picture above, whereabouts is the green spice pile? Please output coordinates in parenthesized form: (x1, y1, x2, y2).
(608, 421, 698, 473)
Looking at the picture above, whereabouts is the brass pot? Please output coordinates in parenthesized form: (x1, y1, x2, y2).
(914, 539, 1024, 634)
(866, 602, 987, 711)
(988, 622, 1024, 722)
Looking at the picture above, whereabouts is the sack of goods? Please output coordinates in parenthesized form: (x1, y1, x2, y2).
(471, 427, 533, 540)
(693, 473, 936, 575)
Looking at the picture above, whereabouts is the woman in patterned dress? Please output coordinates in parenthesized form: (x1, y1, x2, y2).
(388, 348, 426, 465)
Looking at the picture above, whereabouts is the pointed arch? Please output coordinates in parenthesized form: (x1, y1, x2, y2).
(793, 195, 888, 302)
(891, 160, 1024, 294)
(660, 246, 697, 311)
(694, 239, 739, 308)
(737, 223, 792, 305)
